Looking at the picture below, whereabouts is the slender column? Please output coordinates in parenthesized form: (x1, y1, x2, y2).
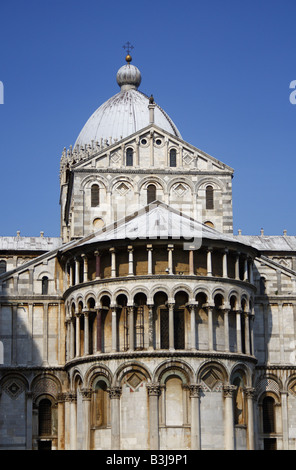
(249, 259, 254, 284)
(223, 249, 228, 278)
(235, 253, 240, 280)
(244, 312, 250, 355)
(207, 248, 213, 276)
(244, 257, 248, 281)
(128, 305, 134, 351)
(189, 249, 194, 275)
(281, 391, 289, 450)
(28, 303, 33, 365)
(12, 303, 17, 364)
(69, 263, 73, 286)
(245, 387, 255, 450)
(94, 251, 101, 279)
(168, 303, 175, 350)
(189, 385, 201, 450)
(70, 317, 75, 359)
(127, 246, 134, 276)
(26, 392, 33, 449)
(147, 383, 161, 450)
(147, 245, 153, 275)
(81, 389, 92, 450)
(96, 308, 102, 352)
(109, 387, 122, 450)
(224, 308, 230, 352)
(111, 306, 117, 352)
(75, 257, 80, 285)
(84, 311, 89, 355)
(236, 310, 242, 353)
(189, 304, 196, 350)
(167, 244, 174, 275)
(223, 385, 236, 450)
(69, 393, 77, 450)
(207, 305, 214, 351)
(57, 393, 65, 450)
(81, 254, 88, 282)
(110, 248, 116, 278)
(250, 311, 255, 355)
(75, 314, 80, 357)
(148, 304, 154, 350)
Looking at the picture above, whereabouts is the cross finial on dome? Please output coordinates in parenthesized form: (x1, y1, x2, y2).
(123, 41, 134, 62)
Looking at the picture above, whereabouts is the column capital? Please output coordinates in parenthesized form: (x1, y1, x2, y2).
(81, 388, 92, 401)
(108, 386, 122, 399)
(244, 387, 255, 399)
(189, 384, 202, 398)
(147, 383, 161, 396)
(223, 384, 237, 398)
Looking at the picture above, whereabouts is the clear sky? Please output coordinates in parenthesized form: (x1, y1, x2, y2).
(0, 0, 295, 238)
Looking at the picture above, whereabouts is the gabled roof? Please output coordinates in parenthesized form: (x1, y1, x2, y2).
(59, 201, 255, 254)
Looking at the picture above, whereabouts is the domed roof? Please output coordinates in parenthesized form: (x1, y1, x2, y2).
(74, 56, 182, 148)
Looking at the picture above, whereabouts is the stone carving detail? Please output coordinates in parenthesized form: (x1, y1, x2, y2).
(3, 379, 24, 399)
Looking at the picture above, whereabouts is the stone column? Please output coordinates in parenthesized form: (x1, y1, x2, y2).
(70, 317, 75, 359)
(75, 257, 80, 285)
(236, 310, 242, 353)
(244, 257, 248, 281)
(224, 308, 230, 352)
(43, 303, 49, 365)
(26, 392, 33, 450)
(167, 244, 174, 274)
(249, 260, 254, 284)
(110, 248, 116, 278)
(223, 385, 236, 450)
(149, 130, 154, 166)
(69, 263, 73, 287)
(207, 305, 214, 351)
(147, 245, 153, 275)
(189, 385, 201, 450)
(94, 251, 101, 279)
(81, 254, 88, 283)
(75, 314, 80, 357)
(127, 246, 134, 276)
(235, 253, 240, 280)
(207, 248, 213, 276)
(69, 392, 77, 450)
(81, 388, 92, 450)
(96, 308, 102, 352)
(57, 393, 65, 450)
(244, 312, 250, 355)
(168, 303, 175, 350)
(83, 311, 89, 356)
(189, 249, 194, 275)
(223, 249, 228, 278)
(189, 304, 196, 350)
(111, 306, 117, 352)
(148, 304, 154, 350)
(147, 383, 161, 450)
(281, 391, 289, 450)
(109, 387, 122, 450)
(128, 305, 134, 351)
(245, 387, 255, 450)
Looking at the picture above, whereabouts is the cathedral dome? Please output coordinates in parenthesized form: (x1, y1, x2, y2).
(74, 57, 182, 148)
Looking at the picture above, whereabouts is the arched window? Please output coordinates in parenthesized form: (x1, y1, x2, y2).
(38, 398, 52, 436)
(42, 276, 49, 295)
(126, 148, 133, 166)
(169, 149, 177, 167)
(0, 260, 6, 275)
(263, 396, 275, 433)
(147, 184, 156, 204)
(206, 185, 214, 209)
(91, 184, 100, 207)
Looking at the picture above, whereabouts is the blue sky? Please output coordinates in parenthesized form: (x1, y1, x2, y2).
(0, 0, 295, 237)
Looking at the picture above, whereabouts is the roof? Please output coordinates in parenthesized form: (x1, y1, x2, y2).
(74, 61, 181, 148)
(0, 236, 62, 252)
(235, 235, 296, 252)
(60, 202, 255, 254)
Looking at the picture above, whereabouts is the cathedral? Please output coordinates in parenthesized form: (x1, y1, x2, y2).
(0, 51, 296, 451)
